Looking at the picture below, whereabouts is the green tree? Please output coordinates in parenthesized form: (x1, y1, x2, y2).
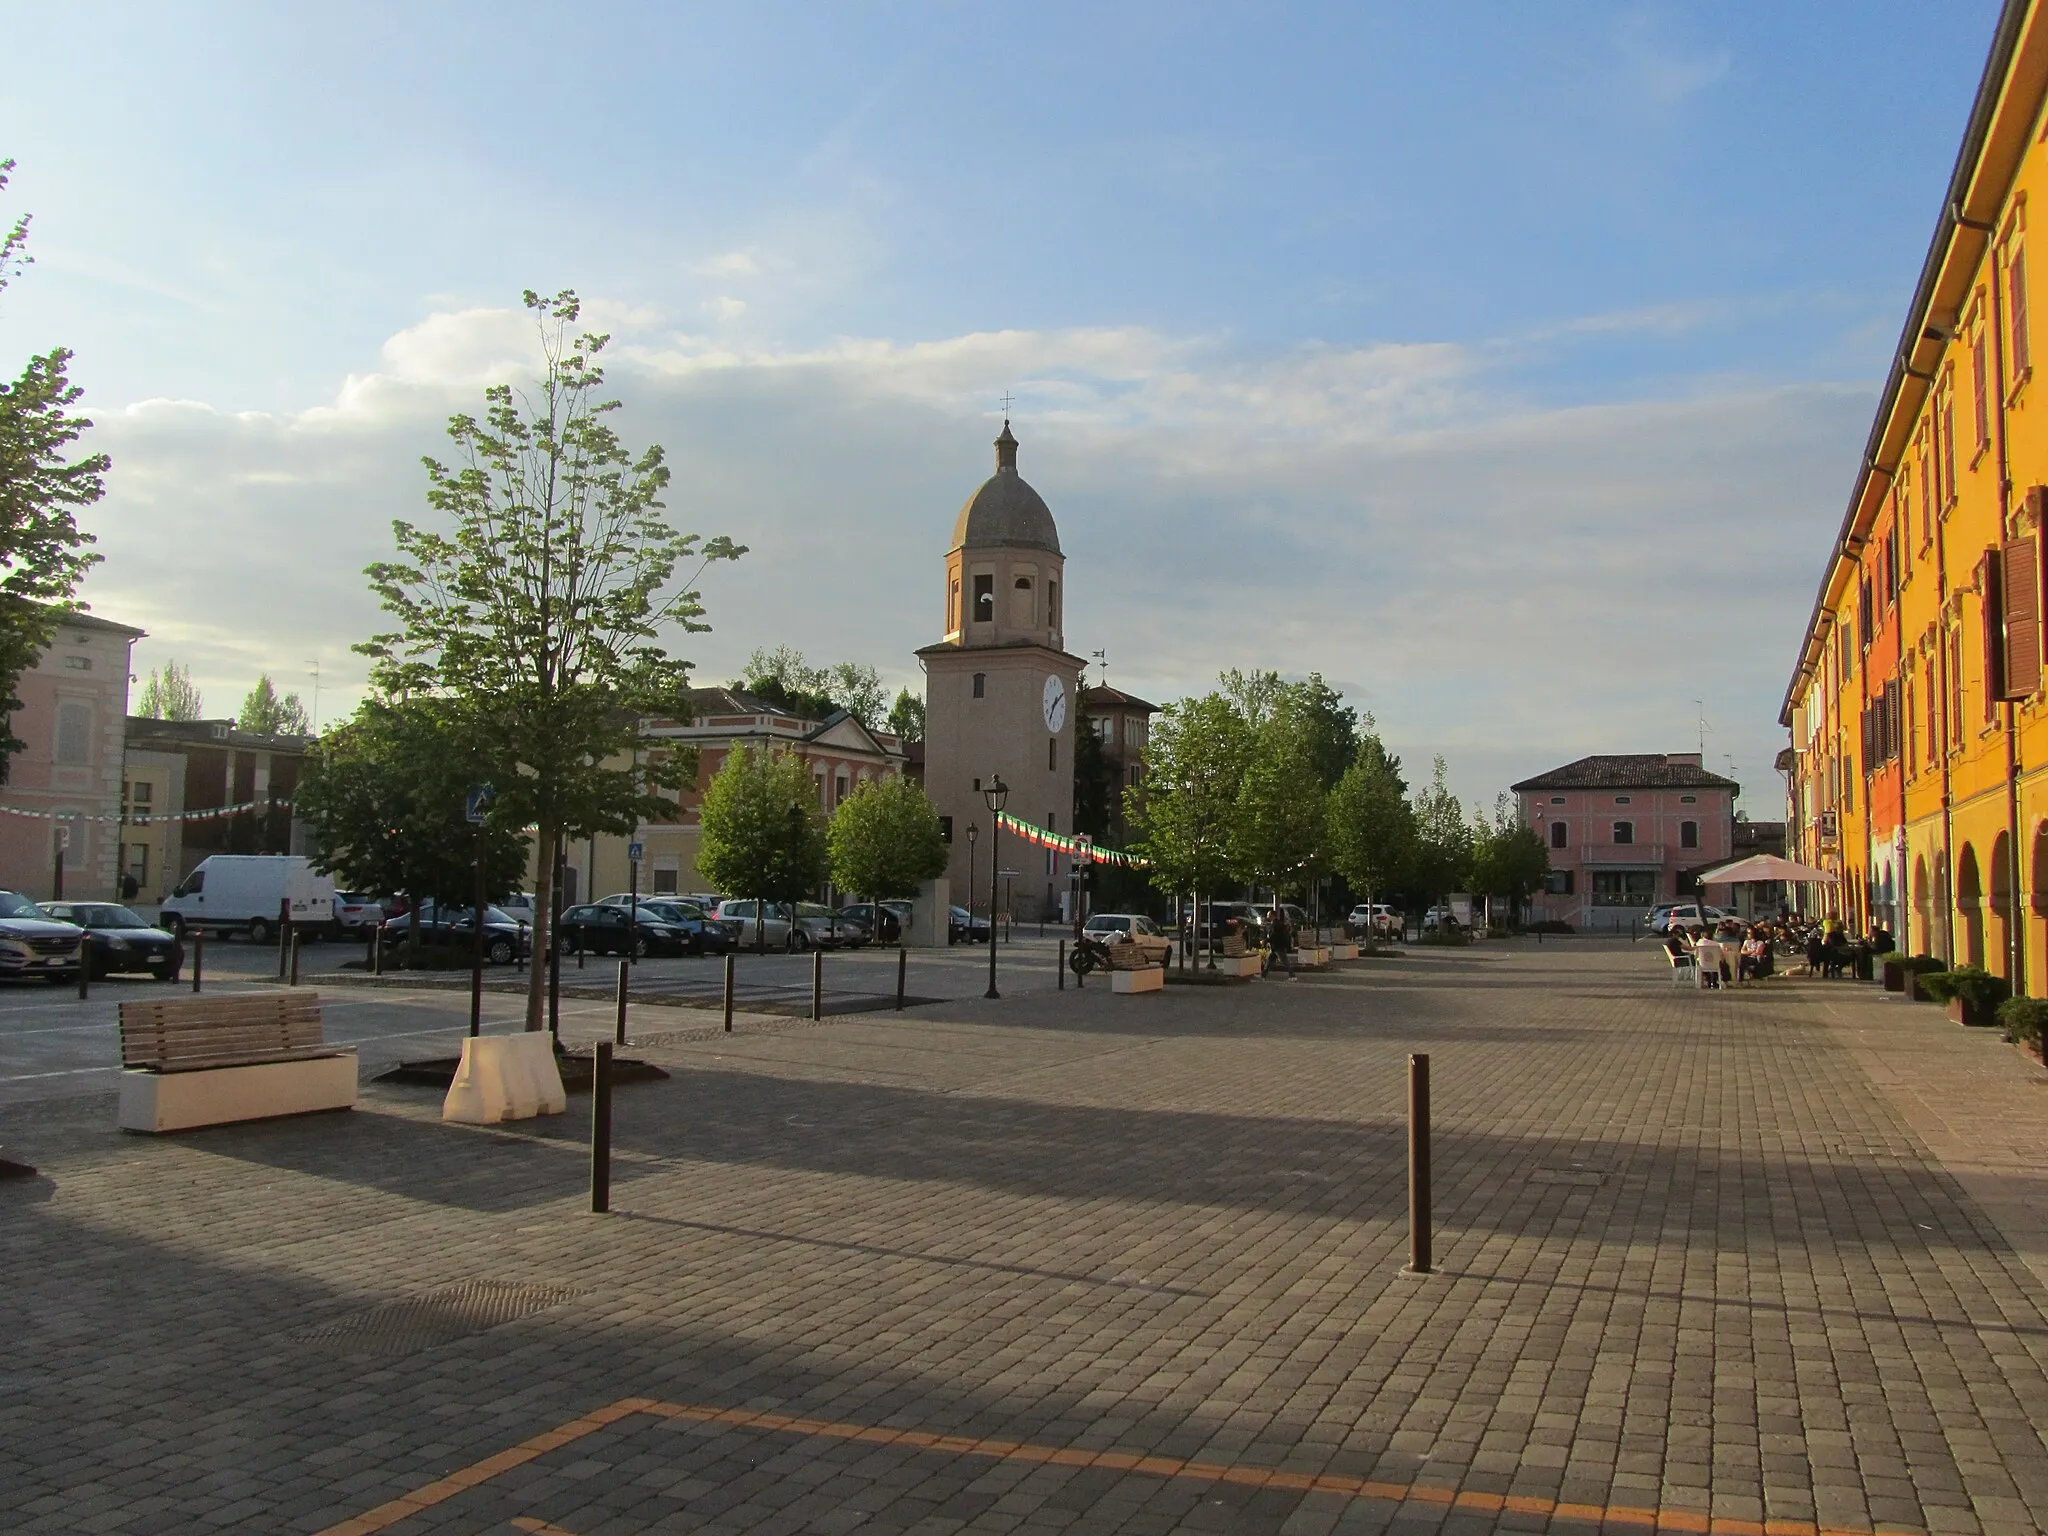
(237, 674, 312, 736)
(1409, 756, 1473, 911)
(827, 777, 948, 925)
(885, 688, 925, 741)
(1468, 793, 1549, 927)
(0, 161, 105, 767)
(739, 647, 887, 727)
(1232, 691, 1325, 902)
(1326, 732, 1415, 946)
(1072, 709, 1118, 841)
(297, 698, 531, 948)
(827, 661, 886, 729)
(135, 659, 203, 721)
(696, 743, 828, 950)
(1129, 692, 1251, 902)
(360, 289, 742, 1026)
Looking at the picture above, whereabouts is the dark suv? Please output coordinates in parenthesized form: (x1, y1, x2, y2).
(0, 890, 84, 982)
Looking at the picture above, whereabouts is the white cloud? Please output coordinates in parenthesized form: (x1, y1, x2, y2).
(80, 305, 1859, 809)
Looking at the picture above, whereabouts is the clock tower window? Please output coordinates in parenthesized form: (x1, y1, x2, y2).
(972, 672, 986, 699)
(1049, 737, 1057, 772)
(973, 574, 994, 622)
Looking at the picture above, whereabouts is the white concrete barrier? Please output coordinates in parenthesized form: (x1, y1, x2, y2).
(1327, 943, 1359, 960)
(443, 1033, 568, 1124)
(1110, 966, 1165, 994)
(118, 1053, 357, 1134)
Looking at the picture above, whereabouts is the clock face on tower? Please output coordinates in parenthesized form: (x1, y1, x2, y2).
(1042, 674, 1068, 733)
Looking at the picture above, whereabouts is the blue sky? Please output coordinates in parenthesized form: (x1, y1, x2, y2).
(0, 1, 2004, 811)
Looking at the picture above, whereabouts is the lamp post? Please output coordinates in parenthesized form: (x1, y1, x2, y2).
(982, 774, 1008, 998)
(965, 821, 979, 961)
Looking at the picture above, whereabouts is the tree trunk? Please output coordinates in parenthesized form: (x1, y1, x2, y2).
(524, 823, 558, 1031)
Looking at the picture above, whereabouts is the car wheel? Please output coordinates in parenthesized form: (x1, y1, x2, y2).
(150, 966, 176, 983)
(162, 913, 185, 938)
(789, 930, 811, 953)
(487, 937, 514, 965)
(248, 917, 273, 946)
(632, 936, 650, 960)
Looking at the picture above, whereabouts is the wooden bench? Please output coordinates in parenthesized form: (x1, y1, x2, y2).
(117, 993, 357, 1133)
(1104, 938, 1169, 970)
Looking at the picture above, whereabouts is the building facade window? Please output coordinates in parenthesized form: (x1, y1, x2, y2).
(2009, 239, 2031, 378)
(973, 573, 994, 621)
(1680, 820, 1699, 849)
(1048, 736, 1057, 772)
(55, 703, 91, 765)
(1591, 871, 1655, 907)
(972, 673, 985, 699)
(1549, 822, 1567, 849)
(1612, 821, 1634, 845)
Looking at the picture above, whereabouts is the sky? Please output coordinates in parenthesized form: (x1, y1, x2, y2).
(0, 0, 2006, 816)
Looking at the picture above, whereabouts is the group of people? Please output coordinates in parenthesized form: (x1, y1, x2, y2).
(1662, 915, 1891, 987)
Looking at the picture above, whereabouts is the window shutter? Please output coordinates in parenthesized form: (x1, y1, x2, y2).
(2012, 246, 2032, 376)
(1984, 548, 2008, 703)
(2003, 534, 2041, 699)
(1975, 337, 1992, 449)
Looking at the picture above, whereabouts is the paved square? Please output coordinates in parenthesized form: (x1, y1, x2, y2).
(5, 940, 2048, 1533)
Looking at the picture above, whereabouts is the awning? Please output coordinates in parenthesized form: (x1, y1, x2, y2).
(1694, 854, 1837, 885)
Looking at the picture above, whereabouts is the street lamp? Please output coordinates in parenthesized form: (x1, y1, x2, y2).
(982, 774, 1008, 998)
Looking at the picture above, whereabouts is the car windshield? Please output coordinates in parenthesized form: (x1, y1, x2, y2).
(0, 891, 46, 919)
(76, 905, 148, 928)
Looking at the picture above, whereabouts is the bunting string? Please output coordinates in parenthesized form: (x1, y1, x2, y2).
(0, 797, 294, 826)
(994, 811, 1150, 868)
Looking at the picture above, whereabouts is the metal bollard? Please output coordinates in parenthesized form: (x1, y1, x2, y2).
(1058, 939, 1065, 990)
(722, 951, 735, 1033)
(372, 924, 383, 977)
(896, 945, 906, 1011)
(577, 933, 585, 969)
(77, 949, 89, 1000)
(614, 959, 628, 1046)
(516, 922, 527, 972)
(289, 934, 301, 987)
(277, 899, 291, 980)
(811, 950, 823, 1021)
(590, 1040, 613, 1214)
(191, 929, 204, 993)
(1407, 1053, 1432, 1274)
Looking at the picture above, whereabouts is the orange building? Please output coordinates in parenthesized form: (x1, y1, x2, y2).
(1783, 0, 2048, 985)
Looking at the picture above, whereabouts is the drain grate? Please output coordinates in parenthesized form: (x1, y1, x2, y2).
(290, 1279, 581, 1358)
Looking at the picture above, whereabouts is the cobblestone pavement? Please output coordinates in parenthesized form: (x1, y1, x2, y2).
(5, 941, 2048, 1534)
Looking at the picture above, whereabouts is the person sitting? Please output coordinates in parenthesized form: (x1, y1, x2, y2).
(1738, 930, 1768, 985)
(1804, 927, 1826, 978)
(1693, 933, 1724, 988)
(1820, 923, 1849, 980)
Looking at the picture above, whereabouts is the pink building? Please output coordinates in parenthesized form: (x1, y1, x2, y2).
(1514, 753, 1738, 931)
(0, 609, 145, 900)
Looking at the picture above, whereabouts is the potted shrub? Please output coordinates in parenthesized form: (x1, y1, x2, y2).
(1917, 966, 2011, 1025)
(1996, 997, 2048, 1064)
(1893, 954, 1946, 999)
(1879, 951, 1907, 992)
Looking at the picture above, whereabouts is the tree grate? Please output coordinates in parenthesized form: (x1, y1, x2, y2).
(290, 1279, 582, 1358)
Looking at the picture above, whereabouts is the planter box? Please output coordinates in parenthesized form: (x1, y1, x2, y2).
(1882, 961, 1905, 993)
(1327, 943, 1359, 961)
(1299, 946, 1330, 968)
(119, 1052, 357, 1134)
(1199, 954, 1263, 979)
(1110, 966, 1164, 994)
(1946, 996, 1984, 1027)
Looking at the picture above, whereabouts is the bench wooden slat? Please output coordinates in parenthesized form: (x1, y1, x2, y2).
(118, 992, 328, 1071)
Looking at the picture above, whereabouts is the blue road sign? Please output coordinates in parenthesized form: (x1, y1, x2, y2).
(465, 785, 495, 825)
(627, 841, 645, 863)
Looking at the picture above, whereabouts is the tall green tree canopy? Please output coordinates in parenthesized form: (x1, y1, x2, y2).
(238, 674, 311, 736)
(1468, 793, 1549, 923)
(1232, 690, 1325, 897)
(884, 688, 925, 742)
(0, 161, 105, 765)
(297, 697, 530, 914)
(1072, 708, 1117, 841)
(738, 646, 887, 728)
(135, 659, 203, 721)
(359, 288, 742, 1026)
(1129, 692, 1251, 897)
(1409, 756, 1473, 907)
(696, 744, 828, 914)
(828, 777, 948, 902)
(1326, 731, 1415, 920)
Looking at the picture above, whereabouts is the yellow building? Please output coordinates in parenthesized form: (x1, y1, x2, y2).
(1784, 0, 2048, 988)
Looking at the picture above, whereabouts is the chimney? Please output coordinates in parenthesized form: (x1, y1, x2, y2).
(1667, 752, 1702, 767)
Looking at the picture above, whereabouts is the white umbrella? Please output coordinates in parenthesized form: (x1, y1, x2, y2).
(1695, 854, 1837, 886)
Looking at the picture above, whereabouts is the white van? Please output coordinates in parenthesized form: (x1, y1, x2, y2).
(159, 855, 337, 942)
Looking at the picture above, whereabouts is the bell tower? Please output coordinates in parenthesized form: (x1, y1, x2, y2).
(918, 422, 1085, 921)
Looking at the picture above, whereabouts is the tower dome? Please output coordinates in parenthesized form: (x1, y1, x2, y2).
(949, 422, 1061, 554)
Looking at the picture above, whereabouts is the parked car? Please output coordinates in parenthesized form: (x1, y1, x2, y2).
(715, 899, 795, 951)
(332, 891, 387, 935)
(1346, 904, 1401, 940)
(949, 904, 992, 943)
(495, 891, 538, 926)
(40, 901, 181, 980)
(160, 855, 336, 943)
(795, 902, 867, 948)
(557, 902, 709, 957)
(381, 901, 529, 964)
(838, 901, 911, 943)
(1183, 901, 1266, 949)
(1647, 903, 1737, 936)
(641, 900, 738, 952)
(0, 890, 83, 982)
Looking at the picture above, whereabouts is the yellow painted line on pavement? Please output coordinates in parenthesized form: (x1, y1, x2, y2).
(318, 1396, 1879, 1536)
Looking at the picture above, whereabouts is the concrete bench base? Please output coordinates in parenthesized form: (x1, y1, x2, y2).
(1327, 943, 1359, 960)
(1110, 966, 1165, 994)
(1299, 947, 1331, 967)
(1196, 954, 1262, 978)
(118, 1052, 358, 1133)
